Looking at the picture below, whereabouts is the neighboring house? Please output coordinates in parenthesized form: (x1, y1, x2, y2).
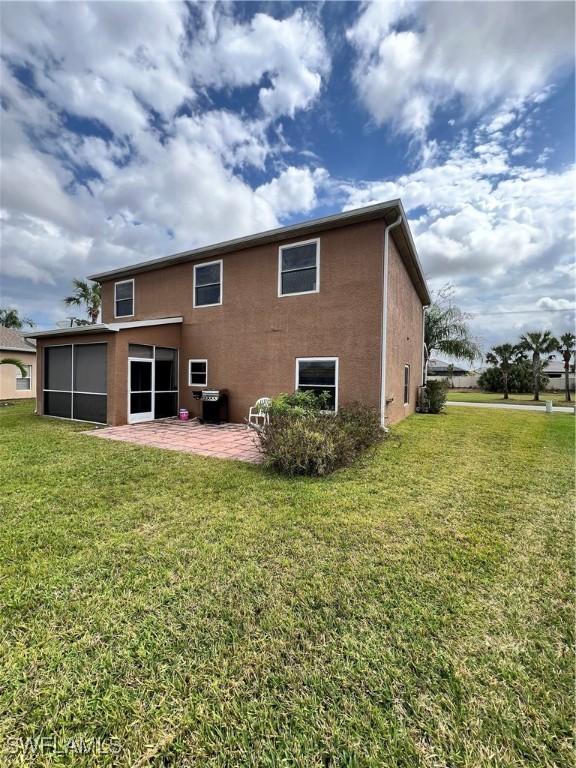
(427, 358, 470, 377)
(0, 326, 36, 400)
(28, 201, 430, 426)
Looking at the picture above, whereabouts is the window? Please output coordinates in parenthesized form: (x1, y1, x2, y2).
(115, 279, 134, 318)
(16, 364, 32, 391)
(44, 343, 107, 423)
(189, 359, 207, 387)
(296, 357, 338, 411)
(194, 261, 222, 307)
(279, 239, 319, 296)
(404, 364, 410, 405)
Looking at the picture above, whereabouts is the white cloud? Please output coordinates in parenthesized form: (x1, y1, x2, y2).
(0, 2, 331, 327)
(256, 167, 327, 218)
(347, 1, 574, 138)
(189, 8, 330, 118)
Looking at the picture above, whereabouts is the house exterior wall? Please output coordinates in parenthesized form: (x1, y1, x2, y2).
(34, 216, 428, 426)
(0, 350, 36, 400)
(101, 219, 387, 424)
(385, 238, 425, 423)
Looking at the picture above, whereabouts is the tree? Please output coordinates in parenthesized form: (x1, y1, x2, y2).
(485, 344, 524, 399)
(424, 285, 482, 377)
(63, 279, 102, 325)
(0, 358, 27, 377)
(518, 331, 558, 401)
(0, 308, 34, 329)
(478, 359, 548, 394)
(556, 332, 575, 402)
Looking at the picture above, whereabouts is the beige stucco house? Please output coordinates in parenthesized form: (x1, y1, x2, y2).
(0, 326, 36, 400)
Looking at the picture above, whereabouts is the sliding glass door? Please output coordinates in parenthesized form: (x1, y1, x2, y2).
(128, 345, 178, 423)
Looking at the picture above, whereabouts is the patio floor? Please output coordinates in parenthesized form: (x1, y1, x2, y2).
(87, 418, 262, 463)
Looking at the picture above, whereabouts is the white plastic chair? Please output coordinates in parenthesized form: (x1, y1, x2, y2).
(248, 397, 271, 428)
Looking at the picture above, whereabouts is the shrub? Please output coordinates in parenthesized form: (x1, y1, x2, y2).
(257, 398, 385, 477)
(478, 360, 549, 393)
(419, 379, 447, 413)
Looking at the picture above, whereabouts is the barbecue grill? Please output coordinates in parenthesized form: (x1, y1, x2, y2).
(194, 389, 229, 423)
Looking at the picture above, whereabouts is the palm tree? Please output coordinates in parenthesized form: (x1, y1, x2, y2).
(518, 331, 558, 401)
(63, 279, 102, 325)
(485, 343, 524, 399)
(556, 332, 575, 402)
(0, 308, 34, 329)
(424, 286, 482, 378)
(1, 358, 27, 377)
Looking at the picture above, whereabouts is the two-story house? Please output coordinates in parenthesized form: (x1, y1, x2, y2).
(28, 200, 430, 426)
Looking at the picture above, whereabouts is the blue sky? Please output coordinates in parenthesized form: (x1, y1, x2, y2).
(1, 0, 574, 351)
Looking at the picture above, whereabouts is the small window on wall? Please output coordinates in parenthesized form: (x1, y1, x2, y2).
(115, 279, 134, 318)
(296, 357, 338, 411)
(404, 364, 410, 405)
(189, 359, 207, 387)
(279, 240, 319, 296)
(16, 365, 32, 391)
(194, 261, 222, 307)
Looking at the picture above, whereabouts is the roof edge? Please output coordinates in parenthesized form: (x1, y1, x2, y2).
(88, 199, 430, 306)
(88, 201, 402, 281)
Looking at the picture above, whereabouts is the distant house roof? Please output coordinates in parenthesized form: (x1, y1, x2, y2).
(0, 326, 36, 353)
(428, 358, 469, 376)
(88, 200, 432, 305)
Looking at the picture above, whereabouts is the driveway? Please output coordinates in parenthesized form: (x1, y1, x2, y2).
(447, 401, 575, 414)
(88, 418, 262, 462)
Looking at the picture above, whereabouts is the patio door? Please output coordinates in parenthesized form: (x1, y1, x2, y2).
(129, 358, 154, 423)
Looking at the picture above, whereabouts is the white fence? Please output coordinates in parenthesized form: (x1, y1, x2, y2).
(429, 374, 576, 392)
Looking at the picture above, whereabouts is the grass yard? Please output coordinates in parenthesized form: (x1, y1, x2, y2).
(446, 390, 573, 407)
(1, 402, 574, 767)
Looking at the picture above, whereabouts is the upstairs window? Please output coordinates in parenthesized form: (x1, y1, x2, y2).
(16, 364, 32, 391)
(194, 260, 222, 307)
(279, 239, 319, 296)
(296, 357, 338, 411)
(404, 364, 410, 405)
(115, 279, 134, 318)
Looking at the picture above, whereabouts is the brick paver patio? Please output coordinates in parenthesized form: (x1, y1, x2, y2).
(88, 418, 261, 463)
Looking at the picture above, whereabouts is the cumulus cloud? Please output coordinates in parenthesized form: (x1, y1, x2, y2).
(340, 121, 575, 347)
(0, 2, 331, 325)
(347, 1, 574, 139)
(189, 6, 330, 118)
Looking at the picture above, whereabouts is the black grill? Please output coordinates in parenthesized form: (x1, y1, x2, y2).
(197, 389, 229, 423)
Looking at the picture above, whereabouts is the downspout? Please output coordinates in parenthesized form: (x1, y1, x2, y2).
(380, 213, 403, 428)
(422, 309, 429, 385)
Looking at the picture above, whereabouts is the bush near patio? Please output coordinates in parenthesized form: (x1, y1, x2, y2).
(257, 392, 385, 476)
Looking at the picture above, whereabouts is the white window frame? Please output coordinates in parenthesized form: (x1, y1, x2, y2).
(193, 260, 223, 308)
(278, 238, 320, 298)
(16, 364, 32, 391)
(188, 359, 208, 388)
(404, 364, 410, 405)
(295, 356, 339, 412)
(114, 278, 135, 319)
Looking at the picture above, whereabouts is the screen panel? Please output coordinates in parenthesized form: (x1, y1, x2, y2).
(154, 392, 178, 419)
(44, 391, 72, 418)
(45, 346, 72, 391)
(73, 394, 107, 423)
(74, 344, 107, 393)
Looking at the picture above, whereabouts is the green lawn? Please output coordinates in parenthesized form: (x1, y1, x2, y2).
(1, 402, 573, 767)
(447, 390, 573, 407)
